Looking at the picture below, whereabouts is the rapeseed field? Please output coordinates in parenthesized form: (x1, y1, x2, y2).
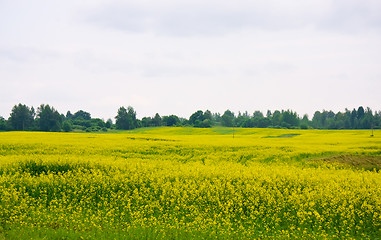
(0, 128, 380, 239)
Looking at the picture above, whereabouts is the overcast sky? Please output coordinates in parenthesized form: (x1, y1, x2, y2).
(1, 0, 380, 120)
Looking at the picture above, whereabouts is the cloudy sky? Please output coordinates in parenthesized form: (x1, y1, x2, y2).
(1, 0, 380, 120)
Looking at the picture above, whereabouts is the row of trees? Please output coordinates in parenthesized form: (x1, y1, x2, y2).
(1, 104, 380, 132)
(3, 104, 62, 132)
(0, 104, 113, 132)
(213, 107, 380, 130)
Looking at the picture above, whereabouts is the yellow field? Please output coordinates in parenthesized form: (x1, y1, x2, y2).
(0, 128, 380, 239)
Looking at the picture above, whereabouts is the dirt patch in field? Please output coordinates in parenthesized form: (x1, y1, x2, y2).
(263, 134, 300, 138)
(312, 155, 381, 171)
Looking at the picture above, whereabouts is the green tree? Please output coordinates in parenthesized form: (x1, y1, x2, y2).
(266, 110, 272, 118)
(115, 107, 128, 130)
(281, 110, 299, 128)
(375, 111, 381, 129)
(312, 111, 322, 129)
(9, 104, 35, 131)
(127, 106, 138, 129)
(221, 110, 234, 127)
(300, 114, 309, 129)
(141, 117, 153, 127)
(189, 110, 205, 127)
(272, 110, 281, 127)
(115, 106, 137, 130)
(344, 109, 351, 129)
(66, 111, 73, 120)
(212, 113, 221, 124)
(91, 118, 106, 128)
(253, 111, 264, 118)
(36, 104, 62, 132)
(153, 113, 162, 127)
(200, 119, 212, 128)
(68, 110, 93, 130)
(241, 118, 254, 128)
(0, 116, 8, 130)
(334, 112, 345, 129)
(62, 121, 73, 132)
(360, 107, 373, 129)
(257, 117, 271, 128)
(204, 110, 213, 121)
(105, 119, 113, 128)
(162, 115, 180, 126)
(350, 109, 357, 129)
(236, 111, 249, 127)
(251, 110, 269, 128)
(73, 110, 91, 120)
(357, 106, 365, 120)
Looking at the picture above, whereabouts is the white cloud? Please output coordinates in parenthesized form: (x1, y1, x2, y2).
(86, 1, 324, 36)
(0, 0, 381, 119)
(86, 0, 381, 36)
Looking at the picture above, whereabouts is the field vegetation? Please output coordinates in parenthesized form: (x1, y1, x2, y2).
(1, 104, 380, 132)
(0, 128, 380, 239)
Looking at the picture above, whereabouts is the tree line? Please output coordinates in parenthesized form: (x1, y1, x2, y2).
(0, 104, 380, 132)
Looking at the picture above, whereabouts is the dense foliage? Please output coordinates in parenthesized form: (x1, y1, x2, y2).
(0, 128, 380, 239)
(1, 104, 380, 132)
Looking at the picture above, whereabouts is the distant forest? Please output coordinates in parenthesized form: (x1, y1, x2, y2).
(0, 104, 380, 132)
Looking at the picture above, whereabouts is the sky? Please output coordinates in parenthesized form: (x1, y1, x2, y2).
(1, 0, 380, 120)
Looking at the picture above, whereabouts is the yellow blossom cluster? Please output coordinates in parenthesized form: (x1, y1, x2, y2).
(0, 128, 380, 238)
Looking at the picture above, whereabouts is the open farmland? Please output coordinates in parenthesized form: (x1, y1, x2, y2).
(0, 128, 380, 239)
